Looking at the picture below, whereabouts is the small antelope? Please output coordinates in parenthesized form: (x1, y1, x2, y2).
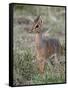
(30, 16, 62, 74)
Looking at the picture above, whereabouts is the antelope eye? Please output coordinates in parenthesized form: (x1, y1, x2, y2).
(35, 25, 39, 28)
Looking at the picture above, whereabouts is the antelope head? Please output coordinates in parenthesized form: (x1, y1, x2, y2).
(30, 16, 43, 33)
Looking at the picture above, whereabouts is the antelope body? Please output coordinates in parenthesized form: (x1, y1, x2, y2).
(31, 16, 62, 74)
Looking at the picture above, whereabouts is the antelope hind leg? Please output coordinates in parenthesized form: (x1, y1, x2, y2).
(54, 53, 61, 74)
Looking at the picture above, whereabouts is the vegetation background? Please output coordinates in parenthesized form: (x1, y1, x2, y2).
(13, 4, 66, 86)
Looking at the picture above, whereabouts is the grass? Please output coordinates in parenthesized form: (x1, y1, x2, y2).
(13, 5, 66, 86)
(32, 61, 65, 85)
(13, 48, 65, 86)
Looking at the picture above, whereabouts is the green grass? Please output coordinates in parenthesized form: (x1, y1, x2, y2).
(13, 48, 65, 86)
(32, 63, 65, 85)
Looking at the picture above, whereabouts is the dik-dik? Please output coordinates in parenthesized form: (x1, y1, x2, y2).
(30, 16, 62, 74)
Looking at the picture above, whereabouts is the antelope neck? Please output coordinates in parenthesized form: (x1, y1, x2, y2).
(35, 32, 42, 47)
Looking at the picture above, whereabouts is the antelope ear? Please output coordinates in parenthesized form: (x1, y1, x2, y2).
(41, 19, 42, 23)
(34, 16, 42, 25)
(34, 15, 41, 23)
(39, 16, 43, 23)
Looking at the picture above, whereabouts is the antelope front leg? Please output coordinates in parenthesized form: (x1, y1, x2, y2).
(37, 59, 45, 74)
